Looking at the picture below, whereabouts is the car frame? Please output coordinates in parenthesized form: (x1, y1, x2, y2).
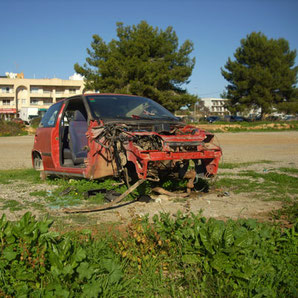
(32, 94, 222, 192)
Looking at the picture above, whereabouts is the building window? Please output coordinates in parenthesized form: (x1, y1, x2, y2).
(43, 98, 53, 105)
(30, 87, 39, 93)
(69, 88, 76, 94)
(30, 99, 39, 105)
(1, 87, 12, 93)
(2, 100, 10, 105)
(56, 89, 65, 94)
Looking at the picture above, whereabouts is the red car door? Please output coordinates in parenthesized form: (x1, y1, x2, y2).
(33, 102, 63, 170)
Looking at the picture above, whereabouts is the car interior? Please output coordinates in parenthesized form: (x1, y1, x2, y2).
(60, 97, 88, 167)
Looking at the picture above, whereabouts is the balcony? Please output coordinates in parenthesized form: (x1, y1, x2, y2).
(30, 91, 54, 97)
(0, 93, 14, 98)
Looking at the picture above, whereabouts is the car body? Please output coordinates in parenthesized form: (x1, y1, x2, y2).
(206, 116, 221, 123)
(32, 94, 222, 190)
(229, 115, 245, 122)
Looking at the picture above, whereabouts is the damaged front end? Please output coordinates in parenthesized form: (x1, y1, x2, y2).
(85, 120, 222, 193)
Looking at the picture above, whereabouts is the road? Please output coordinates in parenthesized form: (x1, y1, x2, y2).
(0, 131, 297, 170)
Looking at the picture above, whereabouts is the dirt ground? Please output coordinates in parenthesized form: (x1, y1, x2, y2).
(0, 131, 297, 224)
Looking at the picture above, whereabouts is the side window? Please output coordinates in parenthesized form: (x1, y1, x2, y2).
(40, 102, 63, 128)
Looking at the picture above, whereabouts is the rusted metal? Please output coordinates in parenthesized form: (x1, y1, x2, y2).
(152, 187, 190, 197)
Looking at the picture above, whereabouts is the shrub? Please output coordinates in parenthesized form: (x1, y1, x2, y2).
(0, 120, 27, 136)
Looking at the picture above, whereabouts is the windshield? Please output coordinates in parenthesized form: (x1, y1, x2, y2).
(86, 95, 178, 121)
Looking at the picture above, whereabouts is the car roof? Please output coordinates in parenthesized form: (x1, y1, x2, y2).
(63, 93, 144, 103)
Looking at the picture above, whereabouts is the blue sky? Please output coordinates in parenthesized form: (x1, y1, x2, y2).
(1, 0, 297, 98)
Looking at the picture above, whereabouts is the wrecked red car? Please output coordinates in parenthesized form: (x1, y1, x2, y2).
(32, 94, 222, 192)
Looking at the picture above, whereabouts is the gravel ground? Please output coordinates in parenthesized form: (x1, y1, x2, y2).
(0, 135, 34, 169)
(0, 131, 297, 224)
(216, 131, 298, 164)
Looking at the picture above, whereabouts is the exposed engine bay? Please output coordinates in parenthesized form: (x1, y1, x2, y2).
(87, 120, 222, 193)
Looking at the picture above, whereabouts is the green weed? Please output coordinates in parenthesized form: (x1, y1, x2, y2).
(206, 120, 298, 133)
(270, 202, 298, 224)
(279, 167, 298, 175)
(240, 171, 298, 197)
(215, 178, 255, 193)
(45, 177, 136, 208)
(219, 160, 275, 169)
(0, 169, 41, 185)
(216, 169, 298, 202)
(29, 190, 48, 197)
(1, 199, 23, 211)
(1, 211, 297, 297)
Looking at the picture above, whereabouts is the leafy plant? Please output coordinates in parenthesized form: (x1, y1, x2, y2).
(0, 212, 297, 296)
(0, 120, 28, 137)
(0, 212, 128, 296)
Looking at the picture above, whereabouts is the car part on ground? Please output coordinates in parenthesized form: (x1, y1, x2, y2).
(63, 179, 145, 213)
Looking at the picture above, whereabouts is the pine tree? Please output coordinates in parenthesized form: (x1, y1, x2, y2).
(74, 21, 198, 111)
(221, 32, 298, 117)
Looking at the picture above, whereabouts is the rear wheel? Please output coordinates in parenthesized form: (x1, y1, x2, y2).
(33, 153, 47, 180)
(33, 153, 43, 170)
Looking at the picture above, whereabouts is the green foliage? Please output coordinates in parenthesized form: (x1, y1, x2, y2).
(221, 32, 298, 116)
(75, 21, 198, 111)
(1, 212, 297, 296)
(0, 120, 27, 137)
(1, 199, 23, 211)
(216, 170, 298, 202)
(279, 167, 298, 175)
(116, 212, 298, 296)
(199, 121, 298, 133)
(0, 169, 41, 185)
(271, 201, 298, 224)
(45, 176, 143, 208)
(219, 160, 275, 169)
(30, 116, 41, 128)
(0, 212, 129, 297)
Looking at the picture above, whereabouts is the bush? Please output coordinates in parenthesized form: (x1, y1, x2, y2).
(0, 120, 27, 136)
(30, 117, 41, 128)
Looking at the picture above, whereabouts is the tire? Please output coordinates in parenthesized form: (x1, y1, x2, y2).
(33, 154, 43, 171)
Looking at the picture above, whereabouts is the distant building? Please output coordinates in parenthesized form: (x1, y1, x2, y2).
(0, 73, 85, 120)
(200, 98, 229, 116)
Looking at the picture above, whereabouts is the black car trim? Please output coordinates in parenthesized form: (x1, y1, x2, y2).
(42, 152, 52, 157)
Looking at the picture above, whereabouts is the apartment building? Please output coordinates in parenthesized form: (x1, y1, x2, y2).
(0, 73, 85, 120)
(200, 97, 229, 116)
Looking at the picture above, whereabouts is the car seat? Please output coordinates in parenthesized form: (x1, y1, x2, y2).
(69, 110, 88, 165)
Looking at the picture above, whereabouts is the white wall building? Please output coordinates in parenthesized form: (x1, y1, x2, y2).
(0, 73, 85, 120)
(200, 97, 229, 115)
